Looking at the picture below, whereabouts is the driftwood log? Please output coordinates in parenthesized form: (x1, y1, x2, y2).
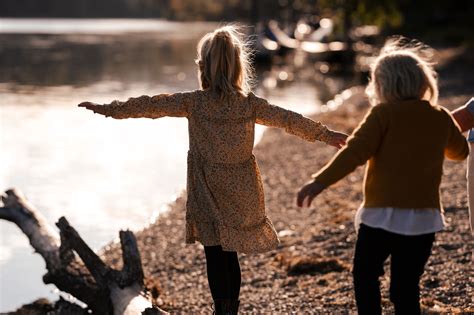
(0, 188, 168, 315)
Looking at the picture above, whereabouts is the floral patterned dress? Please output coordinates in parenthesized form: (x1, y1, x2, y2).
(93, 90, 332, 254)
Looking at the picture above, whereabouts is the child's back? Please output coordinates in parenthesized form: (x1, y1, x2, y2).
(185, 90, 272, 254)
(178, 88, 333, 253)
(188, 90, 256, 164)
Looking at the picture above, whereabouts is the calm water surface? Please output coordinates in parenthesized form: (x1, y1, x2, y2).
(0, 18, 337, 311)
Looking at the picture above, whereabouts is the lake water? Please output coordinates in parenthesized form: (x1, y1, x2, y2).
(0, 18, 339, 312)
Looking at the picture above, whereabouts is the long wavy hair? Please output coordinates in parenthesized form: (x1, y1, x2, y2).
(366, 36, 439, 106)
(195, 25, 254, 98)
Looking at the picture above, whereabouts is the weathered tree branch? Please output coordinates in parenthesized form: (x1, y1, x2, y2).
(0, 188, 168, 315)
(0, 189, 61, 269)
(57, 217, 111, 285)
(118, 230, 145, 288)
(0, 189, 103, 312)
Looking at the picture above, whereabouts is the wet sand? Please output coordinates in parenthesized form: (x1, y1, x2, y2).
(99, 50, 473, 313)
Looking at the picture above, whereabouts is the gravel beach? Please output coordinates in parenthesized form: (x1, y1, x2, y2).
(99, 48, 473, 314)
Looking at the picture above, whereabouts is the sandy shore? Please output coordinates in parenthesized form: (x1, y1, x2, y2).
(100, 49, 473, 314)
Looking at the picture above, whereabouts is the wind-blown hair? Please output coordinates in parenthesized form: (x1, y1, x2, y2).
(366, 36, 439, 106)
(196, 25, 254, 98)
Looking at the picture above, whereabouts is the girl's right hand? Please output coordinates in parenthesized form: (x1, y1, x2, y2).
(327, 131, 348, 149)
(78, 102, 109, 116)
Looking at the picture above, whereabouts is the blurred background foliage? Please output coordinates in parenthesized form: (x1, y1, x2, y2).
(0, 0, 473, 43)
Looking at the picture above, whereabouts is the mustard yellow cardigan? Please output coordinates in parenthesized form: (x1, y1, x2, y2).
(313, 100, 469, 209)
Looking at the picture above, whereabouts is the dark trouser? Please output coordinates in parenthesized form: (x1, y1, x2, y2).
(204, 245, 241, 300)
(353, 224, 435, 315)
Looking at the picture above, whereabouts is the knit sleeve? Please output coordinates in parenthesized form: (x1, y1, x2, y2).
(444, 109, 469, 161)
(312, 105, 387, 187)
(252, 93, 331, 143)
(90, 91, 195, 119)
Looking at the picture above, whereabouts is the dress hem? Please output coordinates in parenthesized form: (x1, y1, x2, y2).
(185, 217, 280, 254)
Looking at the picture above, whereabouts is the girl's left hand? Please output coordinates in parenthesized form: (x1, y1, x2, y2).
(327, 131, 348, 149)
(296, 181, 327, 208)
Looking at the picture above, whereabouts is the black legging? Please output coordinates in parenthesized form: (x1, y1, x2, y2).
(204, 245, 241, 300)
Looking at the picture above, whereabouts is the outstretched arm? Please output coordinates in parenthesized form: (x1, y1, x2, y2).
(78, 92, 195, 119)
(252, 93, 347, 148)
(297, 105, 387, 207)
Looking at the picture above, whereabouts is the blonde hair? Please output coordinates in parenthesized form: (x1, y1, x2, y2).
(196, 25, 254, 98)
(366, 36, 438, 106)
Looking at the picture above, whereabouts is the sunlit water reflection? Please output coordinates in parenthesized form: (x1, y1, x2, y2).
(0, 19, 334, 311)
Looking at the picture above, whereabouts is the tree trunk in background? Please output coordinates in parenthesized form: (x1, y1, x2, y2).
(0, 188, 168, 315)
